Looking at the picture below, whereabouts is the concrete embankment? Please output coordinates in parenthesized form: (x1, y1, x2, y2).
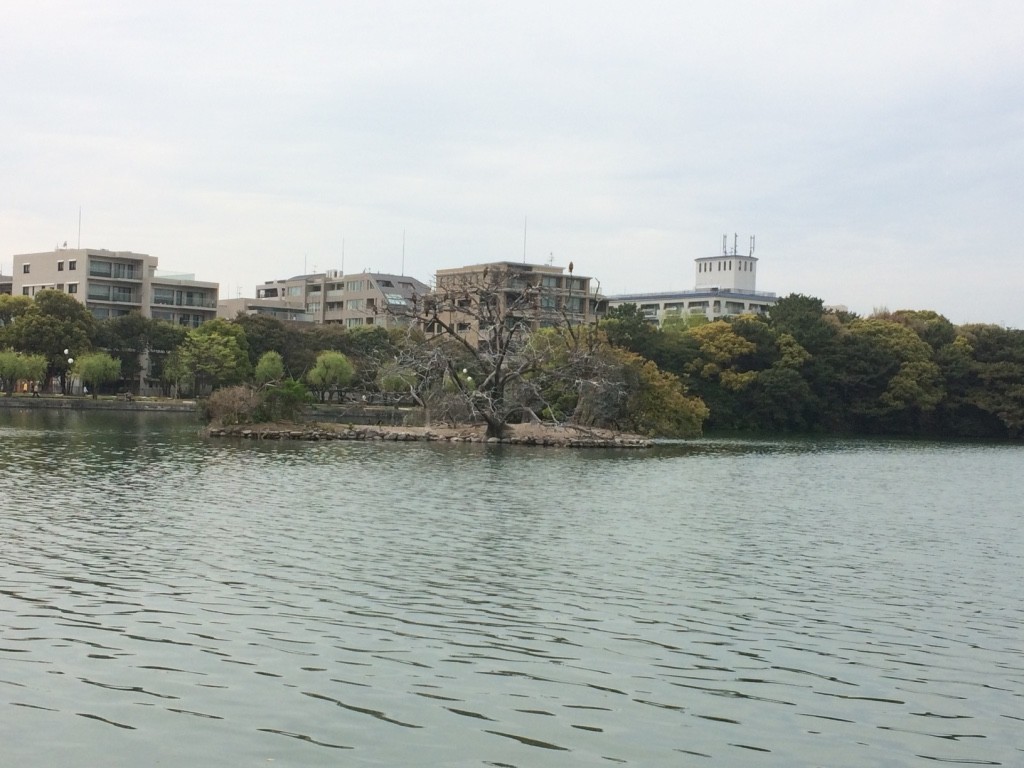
(208, 424, 653, 449)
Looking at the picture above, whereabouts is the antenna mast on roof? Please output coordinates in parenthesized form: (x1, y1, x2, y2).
(749, 235, 755, 256)
(722, 234, 727, 255)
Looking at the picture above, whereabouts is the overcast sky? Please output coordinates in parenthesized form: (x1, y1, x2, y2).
(3, 1, 1022, 326)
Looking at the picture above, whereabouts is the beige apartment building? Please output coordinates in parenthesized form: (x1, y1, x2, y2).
(249, 270, 430, 328)
(12, 248, 218, 326)
(427, 261, 605, 345)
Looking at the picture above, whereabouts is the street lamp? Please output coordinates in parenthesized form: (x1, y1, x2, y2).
(64, 348, 74, 395)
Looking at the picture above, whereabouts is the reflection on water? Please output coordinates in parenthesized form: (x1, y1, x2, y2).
(2, 411, 1022, 767)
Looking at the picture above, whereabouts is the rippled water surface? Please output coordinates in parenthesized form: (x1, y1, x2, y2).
(2, 409, 1022, 766)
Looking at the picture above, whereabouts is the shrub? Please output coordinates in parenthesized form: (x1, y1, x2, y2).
(257, 378, 311, 422)
(202, 385, 262, 426)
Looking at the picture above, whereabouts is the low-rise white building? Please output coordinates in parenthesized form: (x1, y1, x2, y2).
(608, 239, 776, 325)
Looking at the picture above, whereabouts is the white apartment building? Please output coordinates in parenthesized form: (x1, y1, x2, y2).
(12, 248, 218, 327)
(608, 238, 776, 325)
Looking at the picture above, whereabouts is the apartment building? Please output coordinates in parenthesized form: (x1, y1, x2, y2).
(252, 270, 430, 329)
(608, 239, 776, 325)
(427, 261, 605, 345)
(11, 248, 218, 327)
(217, 296, 313, 322)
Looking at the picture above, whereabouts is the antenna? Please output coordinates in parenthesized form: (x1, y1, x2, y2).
(733, 233, 738, 256)
(722, 234, 727, 255)
(402, 229, 406, 276)
(749, 235, 755, 256)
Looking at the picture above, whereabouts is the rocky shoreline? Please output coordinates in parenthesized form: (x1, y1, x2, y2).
(207, 422, 653, 449)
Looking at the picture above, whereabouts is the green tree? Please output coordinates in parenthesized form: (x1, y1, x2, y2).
(95, 312, 152, 393)
(147, 321, 189, 396)
(954, 324, 1024, 437)
(601, 346, 708, 437)
(834, 317, 944, 432)
(0, 294, 34, 328)
(231, 314, 313, 377)
(254, 350, 285, 386)
(884, 309, 958, 352)
(306, 351, 355, 402)
(6, 290, 96, 394)
(167, 320, 251, 396)
(258, 379, 312, 421)
(74, 352, 122, 398)
(0, 351, 47, 395)
(601, 303, 659, 358)
(768, 293, 841, 354)
(684, 321, 758, 391)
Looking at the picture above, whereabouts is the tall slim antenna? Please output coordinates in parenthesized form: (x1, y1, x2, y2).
(749, 235, 755, 256)
(733, 233, 738, 256)
(722, 234, 727, 255)
(523, 216, 527, 263)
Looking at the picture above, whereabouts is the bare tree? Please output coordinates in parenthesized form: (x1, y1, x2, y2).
(385, 265, 598, 437)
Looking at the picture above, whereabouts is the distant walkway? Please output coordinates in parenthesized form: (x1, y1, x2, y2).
(0, 395, 197, 413)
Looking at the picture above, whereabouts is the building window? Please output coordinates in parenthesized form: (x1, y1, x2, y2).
(22, 264, 30, 274)
(68, 283, 78, 294)
(69, 260, 77, 270)
(57, 261, 64, 271)
(22, 287, 29, 295)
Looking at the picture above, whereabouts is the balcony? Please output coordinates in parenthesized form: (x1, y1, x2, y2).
(87, 287, 141, 305)
(89, 261, 143, 281)
(152, 296, 218, 309)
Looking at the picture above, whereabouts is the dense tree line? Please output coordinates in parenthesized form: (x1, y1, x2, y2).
(6, 288, 1019, 439)
(0, 291, 403, 400)
(602, 295, 1024, 439)
(0, 289, 706, 436)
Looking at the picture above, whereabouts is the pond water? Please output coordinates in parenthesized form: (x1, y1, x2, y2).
(1, 409, 1022, 766)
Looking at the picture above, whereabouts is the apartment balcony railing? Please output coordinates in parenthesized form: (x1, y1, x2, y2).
(89, 265, 143, 281)
(87, 290, 141, 304)
(152, 297, 218, 309)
